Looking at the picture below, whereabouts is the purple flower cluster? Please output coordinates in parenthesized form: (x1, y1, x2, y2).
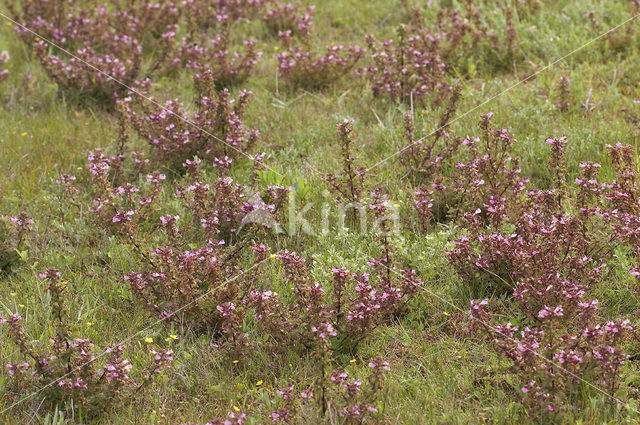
(174, 16, 262, 89)
(10, 0, 178, 105)
(470, 299, 634, 413)
(445, 113, 526, 223)
(1, 269, 172, 414)
(598, 143, 640, 280)
(0, 213, 34, 274)
(405, 113, 527, 232)
(0, 53, 8, 83)
(125, 238, 247, 332)
(433, 118, 639, 413)
(263, 3, 314, 37)
(121, 71, 259, 171)
(121, 159, 286, 335)
(362, 25, 449, 105)
(556, 76, 571, 111)
(80, 149, 163, 236)
(59, 146, 287, 347)
(249, 249, 422, 353)
(182, 0, 268, 30)
(363, 4, 518, 104)
(400, 87, 463, 227)
(277, 25, 365, 90)
(174, 158, 288, 238)
(322, 119, 367, 209)
(270, 357, 389, 424)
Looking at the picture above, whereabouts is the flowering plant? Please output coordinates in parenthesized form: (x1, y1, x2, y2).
(263, 3, 314, 37)
(121, 71, 259, 171)
(363, 4, 518, 104)
(444, 123, 636, 414)
(174, 16, 262, 89)
(323, 119, 367, 225)
(586, 10, 637, 53)
(470, 298, 634, 414)
(277, 22, 365, 90)
(78, 148, 163, 238)
(271, 358, 390, 424)
(1, 269, 172, 416)
(362, 24, 449, 105)
(0, 214, 34, 274)
(9, 0, 178, 106)
(0, 52, 8, 83)
(250, 246, 421, 355)
(182, 0, 268, 30)
(58, 145, 286, 341)
(432, 5, 518, 72)
(556, 76, 571, 111)
(400, 85, 462, 180)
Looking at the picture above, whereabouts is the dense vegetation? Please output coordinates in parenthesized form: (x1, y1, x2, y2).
(2, 0, 640, 423)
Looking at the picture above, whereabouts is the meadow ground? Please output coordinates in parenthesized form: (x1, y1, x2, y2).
(1, 0, 640, 424)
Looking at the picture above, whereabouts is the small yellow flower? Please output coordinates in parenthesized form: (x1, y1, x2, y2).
(443, 312, 450, 316)
(21, 132, 27, 137)
(233, 360, 239, 364)
(165, 334, 178, 342)
(233, 405, 240, 412)
(77, 167, 82, 171)
(274, 46, 279, 51)
(18, 304, 24, 308)
(61, 280, 69, 285)
(144, 337, 154, 343)
(256, 380, 263, 386)
(35, 37, 40, 42)
(10, 292, 16, 297)
(349, 358, 357, 364)
(269, 253, 276, 259)
(86, 322, 93, 327)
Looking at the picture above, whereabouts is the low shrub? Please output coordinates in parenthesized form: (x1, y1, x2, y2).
(9, 0, 179, 107)
(263, 3, 314, 37)
(362, 24, 450, 106)
(446, 127, 637, 415)
(250, 230, 421, 355)
(121, 71, 259, 171)
(270, 357, 389, 424)
(277, 26, 365, 90)
(1, 269, 172, 416)
(174, 16, 262, 89)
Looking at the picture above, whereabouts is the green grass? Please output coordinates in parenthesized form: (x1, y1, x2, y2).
(2, 0, 640, 423)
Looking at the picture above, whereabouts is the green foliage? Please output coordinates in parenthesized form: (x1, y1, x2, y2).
(2, 0, 640, 423)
